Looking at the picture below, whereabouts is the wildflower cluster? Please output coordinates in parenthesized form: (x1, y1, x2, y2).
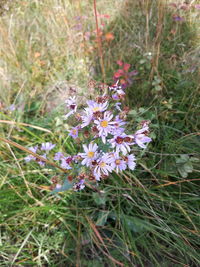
(64, 84, 151, 188)
(24, 70, 152, 192)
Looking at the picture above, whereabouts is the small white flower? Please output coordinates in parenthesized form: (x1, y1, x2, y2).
(24, 146, 38, 162)
(73, 179, 85, 191)
(64, 96, 77, 119)
(87, 100, 108, 114)
(81, 108, 93, 128)
(134, 127, 152, 149)
(94, 111, 114, 143)
(109, 134, 133, 155)
(41, 142, 55, 152)
(93, 153, 114, 180)
(110, 153, 127, 173)
(126, 154, 136, 170)
(79, 143, 99, 167)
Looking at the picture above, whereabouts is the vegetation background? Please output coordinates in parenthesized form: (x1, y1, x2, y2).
(0, 0, 200, 266)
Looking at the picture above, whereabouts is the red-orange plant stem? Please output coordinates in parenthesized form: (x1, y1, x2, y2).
(93, 0, 106, 91)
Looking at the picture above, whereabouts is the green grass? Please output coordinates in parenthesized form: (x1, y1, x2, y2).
(0, 0, 200, 266)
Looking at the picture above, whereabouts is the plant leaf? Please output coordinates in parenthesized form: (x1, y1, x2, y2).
(96, 211, 109, 226)
(123, 215, 152, 233)
(92, 192, 107, 205)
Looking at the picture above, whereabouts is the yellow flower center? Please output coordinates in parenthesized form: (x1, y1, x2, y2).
(100, 120, 108, 128)
(87, 151, 94, 158)
(72, 129, 77, 135)
(93, 107, 100, 112)
(100, 162, 106, 168)
(115, 159, 121, 165)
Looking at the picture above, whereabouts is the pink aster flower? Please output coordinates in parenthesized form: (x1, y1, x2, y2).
(60, 157, 73, 169)
(109, 134, 133, 155)
(110, 153, 127, 173)
(112, 93, 120, 100)
(112, 89, 125, 101)
(134, 127, 152, 149)
(87, 100, 108, 114)
(69, 126, 79, 139)
(111, 115, 126, 135)
(64, 96, 77, 119)
(7, 104, 16, 111)
(79, 143, 98, 167)
(73, 179, 85, 191)
(41, 142, 55, 152)
(54, 152, 64, 161)
(125, 154, 136, 170)
(24, 145, 38, 162)
(94, 111, 114, 143)
(81, 108, 93, 128)
(93, 153, 114, 181)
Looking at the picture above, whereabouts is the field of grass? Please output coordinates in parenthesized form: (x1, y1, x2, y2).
(0, 0, 200, 266)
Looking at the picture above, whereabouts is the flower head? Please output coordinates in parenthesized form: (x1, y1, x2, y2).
(24, 145, 38, 162)
(60, 156, 73, 169)
(94, 111, 114, 143)
(125, 154, 136, 170)
(111, 115, 126, 135)
(73, 179, 85, 191)
(41, 142, 56, 152)
(112, 89, 125, 101)
(79, 143, 99, 167)
(69, 126, 79, 139)
(87, 100, 108, 114)
(134, 127, 152, 149)
(110, 134, 133, 155)
(64, 96, 77, 119)
(7, 104, 16, 111)
(93, 153, 113, 180)
(110, 153, 127, 173)
(54, 152, 64, 161)
(81, 109, 93, 128)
